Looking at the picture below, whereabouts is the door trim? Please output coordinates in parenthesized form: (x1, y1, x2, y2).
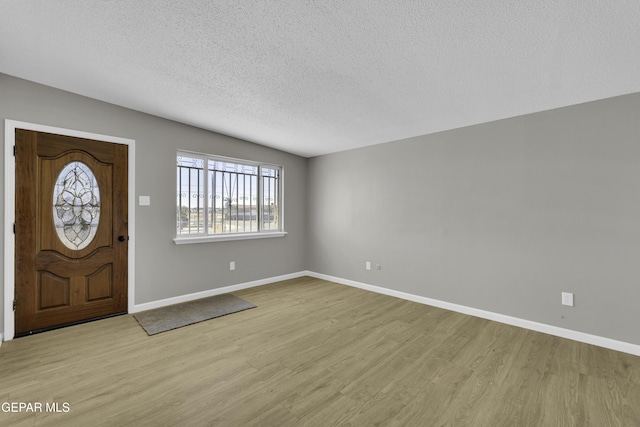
(4, 120, 136, 341)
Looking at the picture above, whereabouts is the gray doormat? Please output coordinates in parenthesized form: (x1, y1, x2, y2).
(134, 293, 256, 335)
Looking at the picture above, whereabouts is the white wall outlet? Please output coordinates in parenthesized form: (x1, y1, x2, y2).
(366, 261, 371, 270)
(230, 261, 235, 271)
(139, 195, 151, 206)
(561, 292, 574, 307)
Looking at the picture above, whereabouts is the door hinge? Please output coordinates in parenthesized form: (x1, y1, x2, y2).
(13, 299, 16, 311)
(13, 223, 16, 234)
(13, 145, 16, 156)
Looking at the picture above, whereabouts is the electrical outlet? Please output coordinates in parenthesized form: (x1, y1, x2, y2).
(365, 261, 371, 270)
(230, 261, 235, 271)
(561, 292, 574, 307)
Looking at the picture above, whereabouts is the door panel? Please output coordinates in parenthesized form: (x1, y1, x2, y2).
(38, 272, 70, 309)
(15, 129, 128, 335)
(39, 151, 112, 257)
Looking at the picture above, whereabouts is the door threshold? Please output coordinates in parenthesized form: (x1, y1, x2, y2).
(13, 312, 128, 338)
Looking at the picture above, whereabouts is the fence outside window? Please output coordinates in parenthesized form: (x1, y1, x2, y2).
(177, 152, 281, 237)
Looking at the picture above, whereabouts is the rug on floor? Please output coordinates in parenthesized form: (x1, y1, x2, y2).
(134, 293, 256, 335)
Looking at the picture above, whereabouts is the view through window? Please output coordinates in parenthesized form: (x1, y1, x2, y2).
(177, 152, 281, 237)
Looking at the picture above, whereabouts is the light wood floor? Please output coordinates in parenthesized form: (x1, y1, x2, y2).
(1, 277, 639, 426)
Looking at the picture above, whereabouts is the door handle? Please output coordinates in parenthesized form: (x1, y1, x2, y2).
(118, 235, 128, 242)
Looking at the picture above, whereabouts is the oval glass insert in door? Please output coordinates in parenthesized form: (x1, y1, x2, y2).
(53, 161, 101, 250)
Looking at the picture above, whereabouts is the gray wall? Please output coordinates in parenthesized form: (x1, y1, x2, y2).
(307, 93, 640, 345)
(3, 71, 640, 347)
(1, 73, 308, 333)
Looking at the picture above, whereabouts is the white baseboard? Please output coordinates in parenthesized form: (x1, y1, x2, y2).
(305, 271, 640, 357)
(131, 271, 307, 313)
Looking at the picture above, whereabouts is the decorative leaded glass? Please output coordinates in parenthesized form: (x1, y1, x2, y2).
(53, 161, 101, 250)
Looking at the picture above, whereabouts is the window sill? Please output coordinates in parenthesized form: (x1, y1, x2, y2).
(174, 231, 287, 245)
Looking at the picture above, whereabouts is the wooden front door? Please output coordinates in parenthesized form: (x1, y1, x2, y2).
(14, 129, 128, 335)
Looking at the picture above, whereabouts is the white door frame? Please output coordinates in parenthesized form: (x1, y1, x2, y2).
(3, 119, 136, 341)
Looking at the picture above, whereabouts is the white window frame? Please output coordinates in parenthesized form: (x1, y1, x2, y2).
(174, 150, 286, 244)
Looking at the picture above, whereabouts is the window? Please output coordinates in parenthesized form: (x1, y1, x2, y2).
(54, 161, 101, 250)
(176, 151, 284, 243)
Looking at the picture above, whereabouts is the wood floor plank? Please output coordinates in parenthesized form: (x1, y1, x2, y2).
(1, 277, 639, 426)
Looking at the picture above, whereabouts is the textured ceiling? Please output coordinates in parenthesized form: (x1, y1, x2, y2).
(1, 1, 640, 157)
